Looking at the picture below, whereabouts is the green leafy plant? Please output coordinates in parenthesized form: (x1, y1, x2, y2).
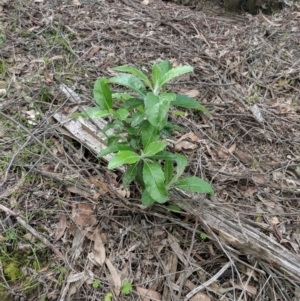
(104, 292, 113, 301)
(121, 280, 133, 295)
(92, 279, 101, 289)
(200, 232, 207, 240)
(75, 60, 214, 205)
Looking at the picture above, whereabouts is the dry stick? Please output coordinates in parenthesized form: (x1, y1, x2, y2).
(160, 21, 200, 50)
(0, 133, 32, 188)
(200, 218, 244, 300)
(0, 204, 64, 260)
(141, 220, 178, 301)
(0, 171, 26, 199)
(0, 110, 90, 187)
(237, 261, 258, 301)
(184, 261, 232, 301)
(177, 220, 198, 301)
(230, 253, 265, 275)
(259, 262, 294, 301)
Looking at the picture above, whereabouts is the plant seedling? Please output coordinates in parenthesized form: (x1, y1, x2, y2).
(74, 60, 214, 205)
(121, 280, 133, 295)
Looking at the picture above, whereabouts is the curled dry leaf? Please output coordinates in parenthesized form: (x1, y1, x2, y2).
(174, 140, 198, 151)
(168, 234, 187, 265)
(53, 138, 65, 155)
(176, 132, 199, 143)
(252, 174, 266, 185)
(174, 132, 199, 151)
(185, 89, 199, 98)
(67, 272, 85, 283)
(184, 279, 196, 290)
(105, 258, 122, 296)
(67, 186, 93, 198)
(218, 143, 236, 159)
(136, 286, 161, 301)
(72, 228, 84, 260)
(71, 203, 98, 227)
(55, 213, 67, 241)
(116, 184, 130, 198)
(244, 186, 258, 198)
(86, 45, 101, 59)
(84, 229, 107, 242)
(93, 228, 106, 265)
(234, 149, 252, 165)
(270, 216, 280, 225)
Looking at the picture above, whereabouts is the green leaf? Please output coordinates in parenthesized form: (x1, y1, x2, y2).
(144, 92, 159, 108)
(149, 151, 177, 161)
(123, 164, 138, 187)
(131, 111, 146, 127)
(171, 110, 186, 116)
(121, 281, 133, 295)
(126, 126, 139, 136)
(112, 92, 132, 101)
(143, 161, 168, 203)
(162, 123, 184, 136)
(175, 154, 188, 179)
(104, 293, 113, 301)
(174, 177, 214, 196)
(200, 232, 207, 240)
(167, 154, 188, 187)
(113, 65, 153, 90)
(159, 91, 176, 103)
(141, 121, 159, 149)
(152, 60, 172, 91)
(166, 204, 181, 211)
(72, 107, 111, 119)
(93, 78, 113, 110)
(98, 144, 133, 158)
(141, 189, 156, 206)
(107, 136, 119, 146)
(109, 74, 147, 96)
(103, 120, 122, 135)
(172, 94, 210, 113)
(115, 108, 129, 121)
(128, 135, 141, 150)
(164, 159, 174, 185)
(144, 92, 171, 130)
(108, 151, 140, 169)
(135, 161, 144, 188)
(92, 279, 101, 289)
(120, 98, 143, 110)
(158, 65, 193, 88)
(143, 141, 168, 157)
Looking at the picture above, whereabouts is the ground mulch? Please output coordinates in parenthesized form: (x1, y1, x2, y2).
(0, 0, 300, 300)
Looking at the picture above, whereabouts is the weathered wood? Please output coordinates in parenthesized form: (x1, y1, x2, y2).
(169, 189, 300, 282)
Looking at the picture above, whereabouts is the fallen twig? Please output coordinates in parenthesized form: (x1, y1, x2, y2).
(0, 204, 64, 260)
